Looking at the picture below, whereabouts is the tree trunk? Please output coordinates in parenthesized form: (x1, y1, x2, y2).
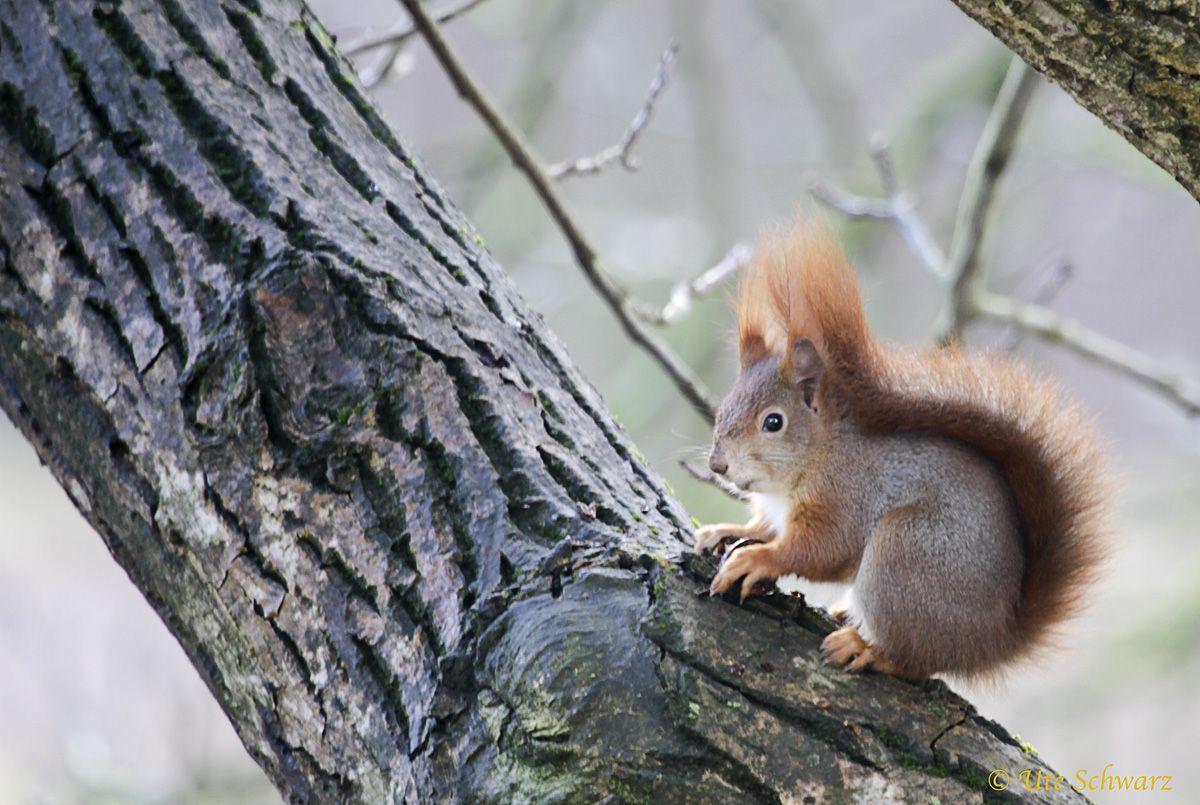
(949, 0, 1200, 203)
(0, 1, 1084, 801)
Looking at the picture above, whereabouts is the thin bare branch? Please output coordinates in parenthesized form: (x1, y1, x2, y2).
(547, 41, 679, 180)
(344, 0, 488, 57)
(995, 258, 1073, 351)
(867, 137, 949, 275)
(869, 134, 899, 196)
(633, 243, 753, 326)
(680, 459, 749, 502)
(942, 57, 1040, 342)
(973, 292, 1200, 416)
(359, 43, 412, 88)
(807, 141, 946, 277)
(399, 0, 717, 421)
(806, 176, 895, 219)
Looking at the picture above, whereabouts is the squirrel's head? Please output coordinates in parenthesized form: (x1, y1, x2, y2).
(708, 336, 827, 494)
(709, 218, 860, 492)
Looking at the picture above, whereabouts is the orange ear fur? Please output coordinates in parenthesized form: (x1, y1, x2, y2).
(736, 217, 871, 374)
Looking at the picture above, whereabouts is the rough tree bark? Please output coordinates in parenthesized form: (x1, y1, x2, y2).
(0, 1, 1089, 802)
(950, 0, 1200, 202)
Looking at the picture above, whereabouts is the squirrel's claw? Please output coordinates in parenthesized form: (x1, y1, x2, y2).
(821, 626, 868, 670)
(827, 602, 851, 623)
(821, 626, 901, 675)
(693, 525, 740, 557)
(708, 542, 778, 601)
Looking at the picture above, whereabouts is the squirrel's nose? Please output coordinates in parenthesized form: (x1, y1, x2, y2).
(708, 454, 728, 476)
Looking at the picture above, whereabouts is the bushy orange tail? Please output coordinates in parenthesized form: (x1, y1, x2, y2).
(738, 221, 1109, 656)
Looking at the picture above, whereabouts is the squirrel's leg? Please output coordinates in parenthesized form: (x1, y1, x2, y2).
(821, 626, 904, 675)
(693, 521, 772, 557)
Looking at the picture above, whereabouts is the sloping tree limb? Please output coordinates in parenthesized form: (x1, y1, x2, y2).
(948, 0, 1200, 204)
(0, 0, 1088, 801)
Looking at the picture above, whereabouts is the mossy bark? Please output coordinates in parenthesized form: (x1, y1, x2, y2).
(949, 0, 1200, 201)
(1, 1, 1086, 802)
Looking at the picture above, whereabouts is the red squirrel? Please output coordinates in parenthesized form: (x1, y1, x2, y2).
(694, 221, 1109, 679)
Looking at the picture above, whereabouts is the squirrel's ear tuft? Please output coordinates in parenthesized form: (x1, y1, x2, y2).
(786, 338, 824, 408)
(739, 332, 770, 367)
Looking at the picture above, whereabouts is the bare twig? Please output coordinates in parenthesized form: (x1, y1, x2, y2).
(348, 0, 488, 88)
(973, 292, 1200, 416)
(344, 0, 488, 57)
(632, 243, 753, 326)
(547, 42, 679, 179)
(806, 177, 895, 219)
(807, 139, 946, 276)
(941, 57, 1040, 342)
(399, 0, 718, 421)
(995, 258, 1073, 351)
(680, 459, 749, 502)
(359, 43, 412, 88)
(867, 136, 948, 276)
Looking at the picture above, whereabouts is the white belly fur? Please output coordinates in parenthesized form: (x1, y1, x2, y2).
(750, 492, 791, 537)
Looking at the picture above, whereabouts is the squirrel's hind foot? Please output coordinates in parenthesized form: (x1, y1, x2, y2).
(821, 626, 900, 675)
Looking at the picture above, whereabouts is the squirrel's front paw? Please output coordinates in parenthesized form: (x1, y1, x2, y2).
(708, 542, 779, 602)
(693, 524, 755, 557)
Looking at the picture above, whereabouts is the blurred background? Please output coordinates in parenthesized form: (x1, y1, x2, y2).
(3, 0, 1198, 801)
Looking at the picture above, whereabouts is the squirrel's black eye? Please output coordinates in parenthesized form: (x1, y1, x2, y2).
(762, 412, 784, 433)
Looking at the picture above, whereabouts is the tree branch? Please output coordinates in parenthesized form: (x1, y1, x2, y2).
(632, 242, 753, 326)
(995, 258, 1074, 352)
(974, 292, 1200, 416)
(345, 0, 488, 88)
(358, 43, 412, 89)
(399, 0, 717, 421)
(948, 0, 1200, 204)
(343, 0, 487, 57)
(941, 57, 1039, 342)
(808, 137, 947, 277)
(547, 41, 679, 180)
